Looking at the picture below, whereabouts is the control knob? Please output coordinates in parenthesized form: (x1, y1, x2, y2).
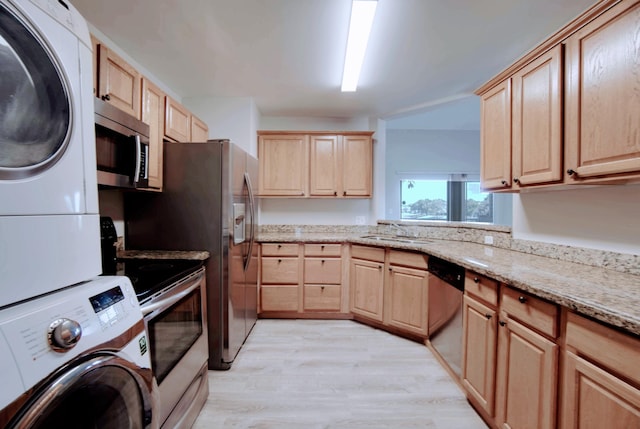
(47, 318, 82, 352)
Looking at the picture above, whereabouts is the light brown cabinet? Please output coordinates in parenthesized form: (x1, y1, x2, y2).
(495, 288, 559, 429)
(165, 96, 191, 142)
(259, 243, 346, 315)
(462, 273, 499, 418)
(190, 115, 209, 142)
(564, 0, 640, 183)
(96, 43, 141, 119)
(303, 244, 343, 312)
(477, 0, 640, 191)
(259, 243, 301, 312)
(258, 134, 309, 196)
(350, 245, 385, 322)
(141, 78, 165, 190)
(385, 250, 429, 337)
(560, 312, 640, 429)
(258, 131, 374, 198)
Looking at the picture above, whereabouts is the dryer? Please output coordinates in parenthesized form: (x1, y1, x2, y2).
(0, 0, 101, 306)
(0, 275, 158, 428)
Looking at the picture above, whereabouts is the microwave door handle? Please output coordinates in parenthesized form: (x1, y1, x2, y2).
(133, 134, 142, 183)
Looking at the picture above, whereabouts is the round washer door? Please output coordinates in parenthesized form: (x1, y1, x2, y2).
(8, 355, 155, 429)
(0, 1, 71, 179)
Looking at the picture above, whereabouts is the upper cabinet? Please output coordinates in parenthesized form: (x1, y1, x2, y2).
(96, 43, 141, 118)
(564, 0, 640, 182)
(141, 78, 165, 190)
(191, 115, 209, 142)
(477, 0, 640, 191)
(258, 131, 374, 198)
(165, 96, 191, 142)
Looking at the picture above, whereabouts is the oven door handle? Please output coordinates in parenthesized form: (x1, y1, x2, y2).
(140, 271, 204, 316)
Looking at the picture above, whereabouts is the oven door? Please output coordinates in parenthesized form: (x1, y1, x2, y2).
(141, 268, 208, 427)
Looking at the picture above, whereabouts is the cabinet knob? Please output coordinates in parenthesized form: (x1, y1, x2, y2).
(334, 191, 337, 196)
(513, 177, 519, 183)
(567, 169, 576, 176)
(321, 286, 325, 291)
(277, 244, 282, 248)
(378, 265, 382, 270)
(499, 320, 506, 327)
(321, 259, 325, 264)
(321, 245, 325, 250)
(501, 180, 508, 186)
(343, 191, 347, 196)
(278, 259, 282, 263)
(518, 296, 527, 304)
(101, 94, 111, 101)
(485, 313, 492, 320)
(474, 277, 479, 283)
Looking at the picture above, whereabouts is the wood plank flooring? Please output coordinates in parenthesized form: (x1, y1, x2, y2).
(192, 319, 488, 428)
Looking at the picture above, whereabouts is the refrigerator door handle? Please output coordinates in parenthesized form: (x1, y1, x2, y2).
(243, 171, 256, 272)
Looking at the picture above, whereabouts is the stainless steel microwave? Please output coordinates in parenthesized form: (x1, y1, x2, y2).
(94, 98, 149, 188)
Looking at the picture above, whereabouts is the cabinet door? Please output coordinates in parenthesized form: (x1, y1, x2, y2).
(97, 45, 141, 118)
(496, 315, 558, 429)
(141, 78, 165, 190)
(512, 45, 563, 187)
(565, 0, 640, 181)
(386, 265, 428, 336)
(560, 351, 640, 429)
(258, 134, 308, 196)
(165, 96, 191, 142)
(342, 135, 372, 197)
(350, 258, 384, 322)
(462, 295, 498, 417)
(309, 135, 339, 196)
(480, 79, 512, 190)
(191, 115, 209, 142)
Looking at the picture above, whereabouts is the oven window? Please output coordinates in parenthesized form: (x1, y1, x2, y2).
(25, 366, 146, 429)
(0, 3, 71, 176)
(148, 287, 203, 383)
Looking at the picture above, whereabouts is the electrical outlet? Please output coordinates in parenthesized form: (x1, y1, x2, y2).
(355, 216, 366, 225)
(484, 235, 494, 245)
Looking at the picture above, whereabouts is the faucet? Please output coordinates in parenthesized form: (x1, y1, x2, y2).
(390, 222, 412, 237)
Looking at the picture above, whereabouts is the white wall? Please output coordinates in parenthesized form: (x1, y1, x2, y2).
(183, 96, 259, 157)
(513, 184, 640, 254)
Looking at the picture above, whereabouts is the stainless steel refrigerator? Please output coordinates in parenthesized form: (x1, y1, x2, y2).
(124, 139, 258, 370)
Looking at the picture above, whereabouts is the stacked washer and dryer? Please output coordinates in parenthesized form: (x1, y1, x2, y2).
(0, 0, 158, 427)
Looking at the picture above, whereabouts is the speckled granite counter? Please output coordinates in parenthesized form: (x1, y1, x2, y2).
(256, 231, 640, 337)
(117, 250, 210, 261)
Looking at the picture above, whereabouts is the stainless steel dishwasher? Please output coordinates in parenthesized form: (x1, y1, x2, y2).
(428, 256, 465, 379)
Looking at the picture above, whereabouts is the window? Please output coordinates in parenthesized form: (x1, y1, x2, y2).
(400, 179, 493, 223)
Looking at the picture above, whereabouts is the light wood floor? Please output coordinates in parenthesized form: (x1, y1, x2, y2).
(192, 319, 488, 428)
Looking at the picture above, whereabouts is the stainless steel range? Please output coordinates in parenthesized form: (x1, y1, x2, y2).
(118, 258, 209, 429)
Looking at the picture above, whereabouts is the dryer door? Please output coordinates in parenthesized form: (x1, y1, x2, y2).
(6, 355, 156, 429)
(0, 2, 71, 178)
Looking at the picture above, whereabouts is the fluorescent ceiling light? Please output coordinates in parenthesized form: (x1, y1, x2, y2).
(341, 0, 378, 92)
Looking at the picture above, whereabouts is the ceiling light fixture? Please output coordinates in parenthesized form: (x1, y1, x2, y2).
(341, 0, 378, 92)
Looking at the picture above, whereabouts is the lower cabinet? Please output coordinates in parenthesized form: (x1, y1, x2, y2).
(560, 312, 640, 429)
(259, 243, 346, 316)
(385, 250, 429, 337)
(350, 246, 385, 322)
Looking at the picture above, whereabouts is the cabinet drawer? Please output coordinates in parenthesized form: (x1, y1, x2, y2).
(465, 272, 499, 306)
(261, 243, 299, 256)
(304, 243, 342, 257)
(351, 244, 385, 262)
(261, 285, 298, 312)
(303, 284, 341, 311)
(501, 287, 558, 338)
(261, 257, 299, 284)
(566, 311, 640, 386)
(304, 258, 341, 284)
(389, 250, 428, 270)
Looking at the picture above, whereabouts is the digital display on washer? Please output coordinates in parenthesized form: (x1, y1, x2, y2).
(89, 286, 125, 313)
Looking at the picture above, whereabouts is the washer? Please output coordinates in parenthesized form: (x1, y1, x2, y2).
(0, 276, 158, 429)
(0, 0, 101, 307)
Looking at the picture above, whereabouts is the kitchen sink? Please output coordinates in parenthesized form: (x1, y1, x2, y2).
(359, 235, 433, 245)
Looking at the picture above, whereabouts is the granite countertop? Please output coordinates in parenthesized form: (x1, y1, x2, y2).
(118, 250, 210, 261)
(257, 232, 640, 337)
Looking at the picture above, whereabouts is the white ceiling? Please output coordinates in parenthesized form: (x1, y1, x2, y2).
(70, 0, 596, 123)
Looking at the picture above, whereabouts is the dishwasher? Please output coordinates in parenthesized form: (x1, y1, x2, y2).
(428, 256, 465, 379)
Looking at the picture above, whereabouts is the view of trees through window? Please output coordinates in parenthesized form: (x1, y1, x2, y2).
(400, 180, 493, 222)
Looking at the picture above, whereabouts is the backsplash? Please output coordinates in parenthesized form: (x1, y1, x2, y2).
(259, 221, 640, 276)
